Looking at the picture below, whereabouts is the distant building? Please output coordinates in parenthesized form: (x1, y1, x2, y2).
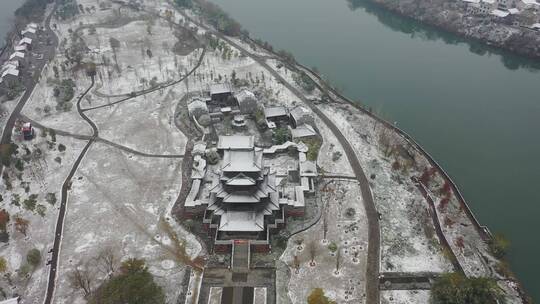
(263, 106, 288, 129)
(232, 114, 246, 129)
(9, 52, 25, 62)
(187, 98, 209, 119)
(209, 83, 233, 104)
(19, 37, 32, 46)
(22, 123, 34, 140)
(0, 68, 20, 87)
(290, 124, 317, 140)
(289, 106, 314, 128)
(0, 297, 20, 304)
(491, 8, 510, 17)
(14, 44, 27, 52)
(183, 135, 314, 253)
(517, 0, 540, 9)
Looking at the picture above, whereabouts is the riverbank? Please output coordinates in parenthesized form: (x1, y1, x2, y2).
(351, 0, 540, 60)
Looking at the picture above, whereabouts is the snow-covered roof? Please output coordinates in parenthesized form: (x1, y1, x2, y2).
(187, 98, 208, 114)
(21, 28, 36, 35)
(264, 106, 288, 118)
(0, 297, 19, 304)
(218, 210, 265, 232)
(521, 0, 540, 5)
(3, 60, 19, 69)
(462, 0, 480, 3)
(1, 68, 19, 78)
(225, 173, 256, 186)
(300, 159, 318, 177)
(508, 8, 520, 13)
(9, 52, 25, 60)
(291, 124, 317, 139)
(19, 37, 32, 45)
(290, 106, 313, 123)
(209, 83, 232, 95)
(235, 89, 256, 103)
(14, 45, 27, 52)
(217, 135, 254, 150)
(482, 0, 496, 4)
(491, 9, 510, 17)
(222, 149, 263, 173)
(27, 23, 38, 29)
(531, 23, 540, 29)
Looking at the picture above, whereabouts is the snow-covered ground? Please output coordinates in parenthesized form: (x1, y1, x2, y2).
(381, 290, 431, 304)
(53, 142, 199, 303)
(280, 181, 368, 304)
(85, 88, 187, 155)
(318, 104, 452, 273)
(0, 133, 86, 302)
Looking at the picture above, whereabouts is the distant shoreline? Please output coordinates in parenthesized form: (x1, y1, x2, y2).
(359, 0, 540, 61)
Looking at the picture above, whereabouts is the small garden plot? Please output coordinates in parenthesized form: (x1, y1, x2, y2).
(86, 87, 187, 155)
(53, 143, 201, 304)
(381, 290, 430, 304)
(0, 134, 86, 302)
(280, 181, 368, 304)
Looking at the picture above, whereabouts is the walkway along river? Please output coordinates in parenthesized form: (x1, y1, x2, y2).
(209, 0, 540, 300)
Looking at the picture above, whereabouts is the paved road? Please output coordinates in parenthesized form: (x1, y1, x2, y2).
(0, 4, 59, 173)
(173, 8, 381, 304)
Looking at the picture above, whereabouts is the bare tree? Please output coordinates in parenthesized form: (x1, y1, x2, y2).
(14, 216, 30, 236)
(293, 255, 300, 271)
(308, 241, 317, 265)
(68, 265, 93, 297)
(378, 128, 394, 157)
(322, 208, 328, 240)
(95, 246, 119, 277)
(335, 248, 341, 272)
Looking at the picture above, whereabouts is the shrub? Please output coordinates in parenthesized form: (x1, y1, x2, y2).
(489, 233, 510, 259)
(307, 288, 335, 304)
(23, 194, 38, 211)
(90, 258, 165, 304)
(0, 210, 10, 231)
(327, 242, 338, 253)
(273, 127, 290, 145)
(345, 208, 356, 218)
(0, 257, 7, 272)
(293, 71, 316, 92)
(27, 249, 41, 267)
(58, 144, 66, 152)
(331, 151, 342, 162)
(15, 159, 24, 171)
(305, 138, 322, 161)
(46, 193, 57, 205)
(431, 273, 504, 304)
(206, 150, 220, 165)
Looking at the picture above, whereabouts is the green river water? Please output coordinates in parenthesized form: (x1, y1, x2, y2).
(209, 0, 540, 299)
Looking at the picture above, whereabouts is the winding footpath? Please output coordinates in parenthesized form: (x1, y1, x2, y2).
(43, 77, 95, 304)
(172, 8, 381, 303)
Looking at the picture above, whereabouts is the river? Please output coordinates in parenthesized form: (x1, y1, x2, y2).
(0, 0, 26, 48)
(209, 0, 540, 299)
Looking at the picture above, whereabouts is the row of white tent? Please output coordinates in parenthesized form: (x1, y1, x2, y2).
(0, 23, 38, 85)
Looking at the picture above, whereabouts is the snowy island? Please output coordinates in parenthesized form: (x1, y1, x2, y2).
(0, 0, 530, 303)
